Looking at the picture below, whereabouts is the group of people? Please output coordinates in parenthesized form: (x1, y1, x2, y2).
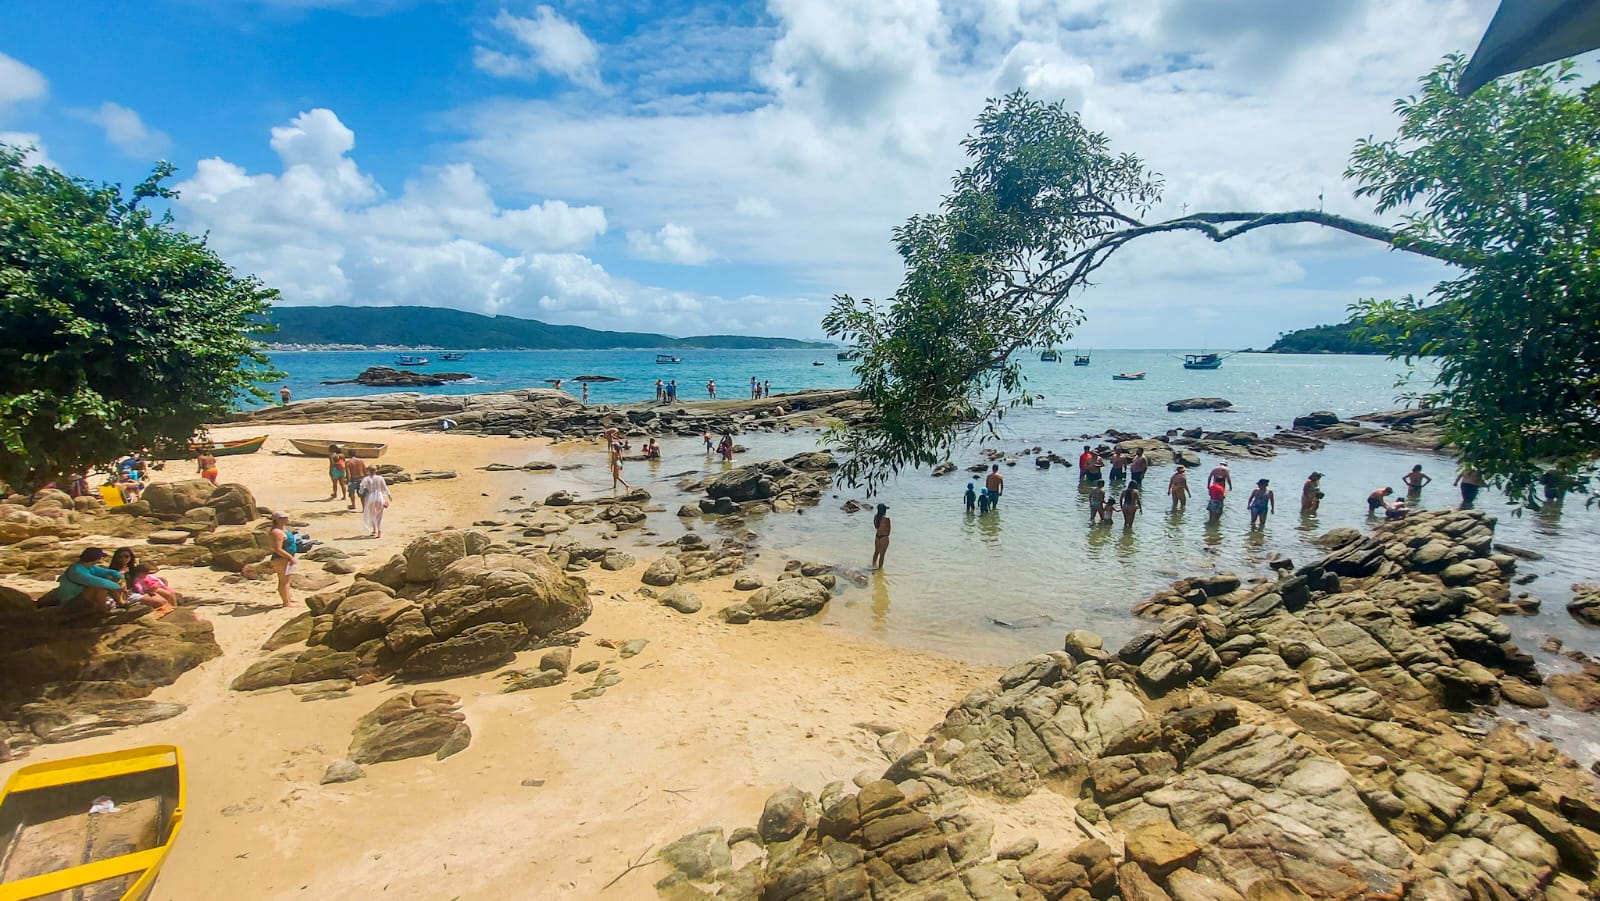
(748, 376, 772, 399)
(655, 379, 680, 404)
(323, 445, 391, 538)
(53, 546, 180, 616)
(963, 465, 1007, 514)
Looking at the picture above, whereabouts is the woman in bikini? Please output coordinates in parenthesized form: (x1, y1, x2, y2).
(196, 449, 218, 485)
(327, 447, 347, 501)
(871, 504, 891, 569)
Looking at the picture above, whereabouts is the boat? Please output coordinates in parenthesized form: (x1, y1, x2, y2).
(1040, 350, 1060, 362)
(1183, 353, 1224, 370)
(812, 361, 826, 366)
(394, 355, 429, 366)
(1073, 353, 1091, 366)
(190, 435, 267, 457)
(655, 354, 682, 364)
(287, 438, 388, 459)
(438, 352, 466, 362)
(1112, 371, 1147, 381)
(0, 744, 185, 901)
(836, 350, 862, 361)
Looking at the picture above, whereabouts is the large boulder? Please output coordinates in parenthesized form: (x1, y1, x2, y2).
(198, 528, 272, 572)
(422, 553, 588, 642)
(403, 529, 491, 583)
(207, 483, 258, 525)
(1166, 397, 1233, 412)
(143, 479, 216, 515)
(396, 622, 527, 679)
(347, 691, 471, 764)
(735, 578, 831, 621)
(705, 466, 774, 502)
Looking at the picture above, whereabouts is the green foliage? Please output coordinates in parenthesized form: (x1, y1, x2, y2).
(824, 91, 1160, 490)
(0, 146, 281, 488)
(1264, 309, 1452, 355)
(1348, 57, 1600, 500)
(265, 306, 829, 350)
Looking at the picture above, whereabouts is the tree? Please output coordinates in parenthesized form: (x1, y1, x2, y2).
(0, 146, 282, 489)
(826, 57, 1599, 499)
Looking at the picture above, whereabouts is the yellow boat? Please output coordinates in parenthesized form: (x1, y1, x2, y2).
(0, 745, 185, 901)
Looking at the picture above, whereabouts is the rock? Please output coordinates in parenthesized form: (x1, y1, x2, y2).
(206, 483, 259, 525)
(1118, 861, 1174, 901)
(1292, 411, 1341, 429)
(1167, 397, 1233, 412)
(758, 785, 810, 842)
(403, 529, 484, 583)
(599, 551, 635, 571)
(348, 691, 470, 764)
(743, 578, 831, 620)
(143, 479, 217, 515)
(544, 490, 576, 506)
(539, 647, 571, 674)
(733, 575, 763, 591)
(660, 827, 732, 881)
(996, 837, 1038, 860)
(641, 556, 681, 587)
(1167, 868, 1244, 901)
(659, 586, 702, 614)
(146, 530, 191, 545)
(1567, 584, 1600, 626)
(397, 622, 527, 680)
(321, 760, 365, 784)
(1500, 678, 1549, 709)
(326, 366, 473, 388)
(1064, 629, 1104, 661)
(1124, 822, 1202, 879)
(618, 638, 648, 658)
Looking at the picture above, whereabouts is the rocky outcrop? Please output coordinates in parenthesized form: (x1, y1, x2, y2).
(347, 690, 470, 764)
(683, 451, 836, 515)
(230, 529, 589, 691)
(322, 366, 473, 387)
(1568, 584, 1600, 627)
(1292, 407, 1449, 452)
(660, 510, 1600, 901)
(1166, 397, 1233, 412)
(721, 577, 831, 623)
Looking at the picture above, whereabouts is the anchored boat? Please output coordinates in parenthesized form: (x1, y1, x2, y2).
(394, 354, 429, 366)
(1182, 353, 1225, 370)
(1073, 353, 1091, 366)
(0, 744, 185, 901)
(438, 352, 466, 362)
(1040, 350, 1060, 362)
(1112, 371, 1147, 381)
(655, 354, 682, 364)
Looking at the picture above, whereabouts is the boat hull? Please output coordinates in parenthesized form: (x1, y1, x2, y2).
(191, 436, 266, 457)
(287, 439, 388, 459)
(1183, 362, 1223, 370)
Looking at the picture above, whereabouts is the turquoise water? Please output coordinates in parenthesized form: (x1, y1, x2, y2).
(272, 349, 1600, 736)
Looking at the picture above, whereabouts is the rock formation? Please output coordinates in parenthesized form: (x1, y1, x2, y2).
(658, 510, 1600, 900)
(1292, 408, 1449, 452)
(1166, 397, 1234, 412)
(682, 451, 837, 515)
(322, 366, 473, 388)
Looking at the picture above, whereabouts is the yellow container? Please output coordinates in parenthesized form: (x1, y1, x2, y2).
(97, 485, 124, 508)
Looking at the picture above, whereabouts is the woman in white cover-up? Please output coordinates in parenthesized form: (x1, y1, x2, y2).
(360, 471, 391, 538)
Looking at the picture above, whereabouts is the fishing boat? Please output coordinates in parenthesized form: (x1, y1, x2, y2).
(190, 435, 267, 457)
(287, 438, 388, 459)
(812, 361, 826, 366)
(1112, 371, 1147, 381)
(655, 354, 681, 364)
(394, 354, 429, 366)
(836, 349, 862, 361)
(1183, 353, 1224, 370)
(1073, 353, 1091, 366)
(438, 352, 466, 362)
(1040, 350, 1060, 362)
(0, 744, 185, 901)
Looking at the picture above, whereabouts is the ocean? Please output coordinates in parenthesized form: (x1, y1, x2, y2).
(269, 348, 1600, 758)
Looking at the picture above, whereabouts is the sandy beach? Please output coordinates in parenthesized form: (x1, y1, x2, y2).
(0, 422, 998, 899)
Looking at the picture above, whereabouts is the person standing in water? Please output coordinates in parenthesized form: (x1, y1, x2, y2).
(1129, 448, 1149, 488)
(1454, 468, 1484, 508)
(985, 464, 1004, 507)
(1367, 486, 1394, 515)
(1167, 466, 1189, 511)
(1208, 461, 1232, 491)
(707, 379, 716, 399)
(1089, 482, 1106, 520)
(871, 504, 891, 569)
(1403, 464, 1432, 495)
(1247, 478, 1275, 529)
(1206, 479, 1227, 522)
(1120, 483, 1141, 528)
(964, 482, 977, 513)
(1108, 448, 1129, 483)
(1301, 472, 1324, 517)
(611, 455, 630, 495)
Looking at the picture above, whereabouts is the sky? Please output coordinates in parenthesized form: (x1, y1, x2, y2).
(0, 0, 1537, 344)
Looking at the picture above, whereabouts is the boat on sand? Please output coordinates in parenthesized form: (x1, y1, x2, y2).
(287, 438, 387, 459)
(190, 435, 267, 456)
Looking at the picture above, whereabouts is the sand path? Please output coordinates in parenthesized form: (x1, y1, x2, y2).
(1, 423, 995, 899)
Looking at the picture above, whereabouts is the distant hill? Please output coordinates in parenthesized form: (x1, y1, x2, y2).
(258, 306, 831, 350)
(1262, 320, 1390, 354)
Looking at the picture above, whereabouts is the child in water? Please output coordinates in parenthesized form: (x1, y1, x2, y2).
(977, 489, 992, 514)
(964, 482, 977, 513)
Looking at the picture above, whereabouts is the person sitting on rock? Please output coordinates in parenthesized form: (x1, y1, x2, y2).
(115, 471, 144, 504)
(128, 565, 178, 615)
(56, 547, 126, 613)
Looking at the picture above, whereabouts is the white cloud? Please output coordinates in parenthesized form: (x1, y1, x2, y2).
(1356, 275, 1385, 287)
(734, 196, 778, 218)
(627, 223, 714, 264)
(74, 102, 171, 158)
(0, 131, 53, 168)
(0, 53, 47, 112)
(475, 6, 602, 90)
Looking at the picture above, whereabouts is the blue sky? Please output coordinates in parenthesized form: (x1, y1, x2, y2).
(0, 0, 1518, 343)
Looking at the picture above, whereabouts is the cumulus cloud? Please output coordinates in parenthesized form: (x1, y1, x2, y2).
(475, 6, 602, 90)
(0, 131, 53, 168)
(74, 102, 171, 158)
(0, 53, 47, 112)
(627, 223, 714, 264)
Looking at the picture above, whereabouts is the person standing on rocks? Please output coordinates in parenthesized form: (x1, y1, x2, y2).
(1120, 483, 1141, 528)
(871, 503, 891, 569)
(279, 385, 292, 405)
(655, 378, 665, 403)
(1167, 465, 1189, 511)
(345, 454, 368, 512)
(750, 375, 759, 398)
(985, 464, 1004, 508)
(1247, 478, 1275, 529)
(763, 380, 771, 398)
(1129, 448, 1149, 488)
(581, 383, 589, 405)
(327, 447, 347, 501)
(1301, 472, 1324, 517)
(668, 380, 678, 402)
(360, 470, 391, 538)
(270, 512, 298, 608)
(1454, 468, 1484, 508)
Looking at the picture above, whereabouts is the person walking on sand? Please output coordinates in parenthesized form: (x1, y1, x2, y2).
(196, 449, 218, 485)
(360, 470, 391, 538)
(1403, 464, 1432, 494)
(1129, 448, 1149, 488)
(1208, 461, 1232, 491)
(345, 454, 368, 512)
(270, 512, 298, 607)
(1247, 478, 1275, 529)
(871, 503, 891, 569)
(1367, 486, 1394, 515)
(279, 385, 292, 405)
(327, 447, 347, 501)
(1454, 468, 1484, 508)
(1301, 472, 1324, 517)
(611, 455, 630, 495)
(1168, 466, 1189, 511)
(1120, 483, 1141, 528)
(985, 464, 1004, 507)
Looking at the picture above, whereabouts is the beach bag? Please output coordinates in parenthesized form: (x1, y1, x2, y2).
(283, 531, 305, 554)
